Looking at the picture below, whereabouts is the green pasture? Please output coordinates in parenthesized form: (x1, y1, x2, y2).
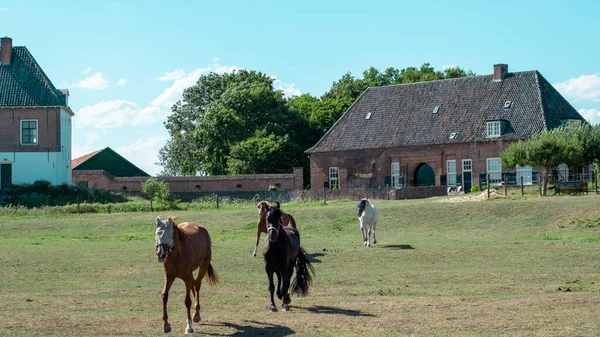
(1, 194, 599, 336)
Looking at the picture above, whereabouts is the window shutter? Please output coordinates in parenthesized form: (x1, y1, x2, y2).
(456, 174, 462, 185)
(323, 180, 329, 189)
(384, 176, 391, 187)
(479, 172, 487, 186)
(440, 174, 447, 186)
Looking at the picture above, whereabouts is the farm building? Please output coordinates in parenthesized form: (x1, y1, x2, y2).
(306, 64, 587, 197)
(0, 37, 73, 188)
(72, 147, 304, 196)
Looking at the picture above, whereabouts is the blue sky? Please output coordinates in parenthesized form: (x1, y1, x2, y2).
(2, 0, 599, 175)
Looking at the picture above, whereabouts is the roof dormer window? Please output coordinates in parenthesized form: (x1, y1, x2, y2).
(487, 121, 502, 138)
(433, 106, 440, 114)
(365, 112, 372, 120)
(503, 100, 512, 109)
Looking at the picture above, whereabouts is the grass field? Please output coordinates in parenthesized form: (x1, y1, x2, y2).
(1, 194, 599, 336)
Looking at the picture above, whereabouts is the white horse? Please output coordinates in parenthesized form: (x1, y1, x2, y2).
(357, 198, 378, 247)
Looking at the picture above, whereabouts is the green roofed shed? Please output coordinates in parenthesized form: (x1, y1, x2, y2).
(71, 147, 150, 177)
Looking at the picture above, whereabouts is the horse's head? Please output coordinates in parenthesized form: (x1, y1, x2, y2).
(257, 201, 272, 217)
(155, 216, 176, 262)
(266, 206, 282, 242)
(357, 198, 369, 217)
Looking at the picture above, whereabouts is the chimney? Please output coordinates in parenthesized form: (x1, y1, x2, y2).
(493, 64, 508, 82)
(1, 37, 13, 65)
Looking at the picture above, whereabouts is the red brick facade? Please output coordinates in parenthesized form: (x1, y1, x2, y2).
(0, 107, 62, 152)
(72, 167, 305, 193)
(310, 140, 513, 189)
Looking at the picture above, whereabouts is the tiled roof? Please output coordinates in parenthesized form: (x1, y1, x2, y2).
(307, 70, 584, 153)
(0, 46, 68, 107)
(72, 149, 102, 169)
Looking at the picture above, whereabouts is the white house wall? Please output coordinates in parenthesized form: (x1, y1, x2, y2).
(0, 151, 69, 185)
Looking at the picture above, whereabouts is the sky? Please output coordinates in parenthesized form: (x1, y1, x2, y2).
(2, 0, 600, 176)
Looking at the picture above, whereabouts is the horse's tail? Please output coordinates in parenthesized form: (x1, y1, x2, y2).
(288, 213, 298, 229)
(291, 247, 314, 297)
(206, 262, 220, 287)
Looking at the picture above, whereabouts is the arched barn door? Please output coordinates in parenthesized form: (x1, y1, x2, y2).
(415, 163, 435, 186)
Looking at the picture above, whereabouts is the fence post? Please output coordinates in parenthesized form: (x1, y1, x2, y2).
(323, 188, 327, 205)
(216, 194, 219, 209)
(487, 173, 490, 199)
(521, 176, 524, 196)
(503, 173, 507, 196)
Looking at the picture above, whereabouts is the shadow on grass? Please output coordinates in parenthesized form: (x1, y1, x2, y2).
(307, 252, 325, 263)
(204, 320, 295, 336)
(297, 305, 375, 317)
(380, 244, 415, 250)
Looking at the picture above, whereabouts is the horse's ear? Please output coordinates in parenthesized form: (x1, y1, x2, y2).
(275, 201, 281, 208)
(156, 216, 162, 227)
(167, 216, 174, 226)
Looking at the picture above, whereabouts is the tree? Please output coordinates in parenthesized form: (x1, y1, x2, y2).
(159, 70, 311, 176)
(501, 124, 586, 196)
(142, 178, 170, 211)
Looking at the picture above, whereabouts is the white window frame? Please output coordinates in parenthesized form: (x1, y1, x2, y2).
(487, 158, 502, 185)
(557, 163, 569, 181)
(329, 167, 339, 189)
(20, 119, 39, 145)
(447, 160, 457, 186)
(391, 162, 401, 188)
(487, 121, 501, 138)
(516, 164, 532, 185)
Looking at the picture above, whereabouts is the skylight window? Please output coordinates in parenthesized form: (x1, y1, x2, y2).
(433, 106, 440, 114)
(366, 112, 372, 119)
(449, 132, 457, 140)
(503, 100, 512, 109)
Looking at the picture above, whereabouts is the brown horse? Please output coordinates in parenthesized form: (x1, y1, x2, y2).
(253, 201, 297, 256)
(155, 216, 219, 334)
(263, 205, 314, 312)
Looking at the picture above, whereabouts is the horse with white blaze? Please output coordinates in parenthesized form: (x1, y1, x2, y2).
(357, 198, 378, 247)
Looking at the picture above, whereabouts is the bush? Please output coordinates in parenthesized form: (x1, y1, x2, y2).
(470, 185, 481, 193)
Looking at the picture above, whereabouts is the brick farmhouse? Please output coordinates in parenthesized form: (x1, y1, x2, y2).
(306, 64, 587, 197)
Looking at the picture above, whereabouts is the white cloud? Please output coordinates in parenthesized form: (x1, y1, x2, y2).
(75, 100, 141, 129)
(554, 74, 600, 103)
(117, 78, 127, 86)
(0, 7, 8, 11)
(212, 57, 220, 62)
(117, 136, 168, 176)
(578, 108, 600, 125)
(83, 67, 92, 74)
(273, 79, 301, 97)
(72, 72, 109, 90)
(156, 69, 186, 81)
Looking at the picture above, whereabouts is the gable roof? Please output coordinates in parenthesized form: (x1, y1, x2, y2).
(0, 45, 71, 112)
(72, 147, 150, 177)
(307, 70, 584, 153)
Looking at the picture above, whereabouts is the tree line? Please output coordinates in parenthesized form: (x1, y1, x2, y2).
(157, 63, 475, 176)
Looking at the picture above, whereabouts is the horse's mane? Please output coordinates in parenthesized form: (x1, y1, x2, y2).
(258, 201, 272, 208)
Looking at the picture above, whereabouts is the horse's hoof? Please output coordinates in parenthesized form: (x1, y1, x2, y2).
(373, 239, 377, 244)
(185, 328, 194, 334)
(252, 253, 256, 257)
(163, 325, 171, 333)
(193, 314, 201, 323)
(364, 241, 367, 246)
(282, 304, 290, 311)
(269, 305, 277, 312)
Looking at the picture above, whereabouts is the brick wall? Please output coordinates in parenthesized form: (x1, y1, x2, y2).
(310, 140, 513, 189)
(72, 167, 305, 193)
(0, 107, 61, 152)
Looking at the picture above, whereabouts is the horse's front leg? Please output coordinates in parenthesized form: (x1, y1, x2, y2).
(161, 276, 175, 333)
(275, 270, 283, 300)
(253, 228, 261, 257)
(266, 266, 277, 312)
(183, 275, 194, 334)
(366, 226, 372, 247)
(359, 218, 367, 246)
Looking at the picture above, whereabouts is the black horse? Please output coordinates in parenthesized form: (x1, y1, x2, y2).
(263, 205, 314, 312)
